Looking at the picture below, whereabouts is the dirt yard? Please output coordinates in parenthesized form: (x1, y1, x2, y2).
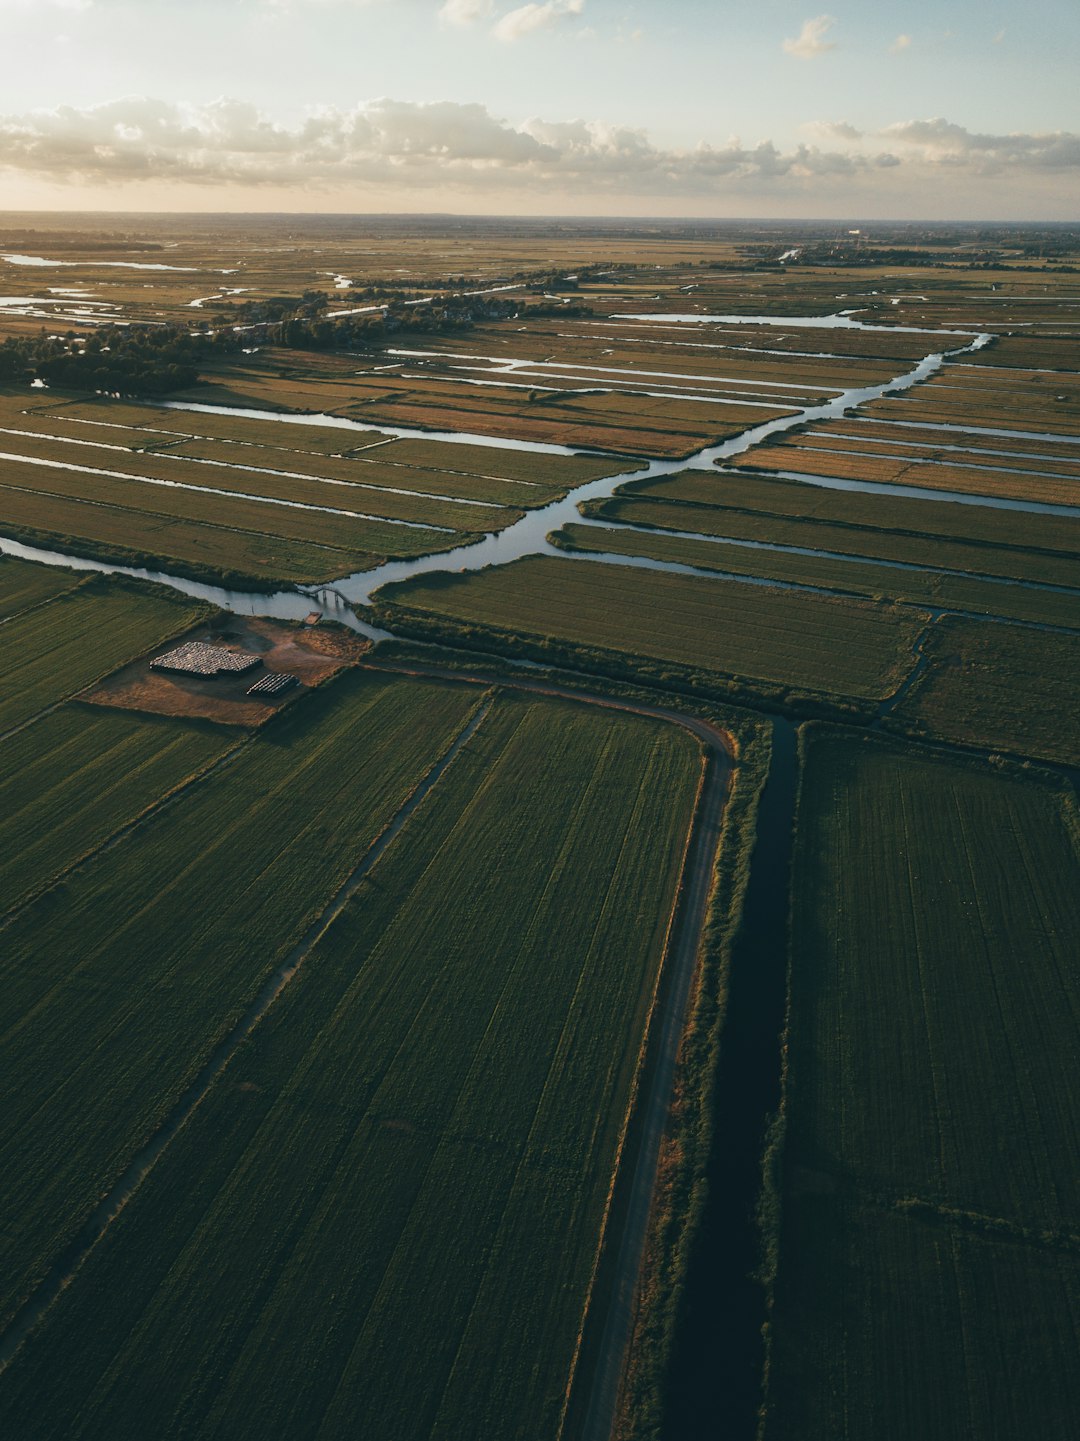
(81, 615, 370, 726)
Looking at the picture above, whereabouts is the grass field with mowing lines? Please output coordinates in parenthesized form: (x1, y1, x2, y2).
(0, 706, 239, 913)
(0, 577, 207, 735)
(0, 690, 703, 1441)
(736, 442, 1080, 507)
(763, 730, 1080, 1441)
(167, 437, 548, 508)
(0, 431, 513, 534)
(553, 522, 1080, 629)
(0, 670, 482, 1332)
(613, 473, 1080, 587)
(891, 616, 1080, 765)
(0, 555, 82, 619)
(372, 554, 927, 703)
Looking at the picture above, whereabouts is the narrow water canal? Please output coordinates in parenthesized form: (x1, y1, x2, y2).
(660, 717, 798, 1440)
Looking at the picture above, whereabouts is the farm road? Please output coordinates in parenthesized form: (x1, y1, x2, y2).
(363, 658, 735, 1441)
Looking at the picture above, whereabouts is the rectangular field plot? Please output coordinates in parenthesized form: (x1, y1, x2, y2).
(0, 705, 239, 913)
(765, 1198, 1080, 1441)
(892, 615, 1080, 766)
(734, 438, 1080, 508)
(0, 577, 206, 735)
(0, 553, 82, 619)
(0, 669, 484, 1335)
(553, 522, 1080, 630)
(595, 485, 1080, 590)
(0, 688, 703, 1441)
(373, 553, 928, 702)
(764, 730, 1080, 1440)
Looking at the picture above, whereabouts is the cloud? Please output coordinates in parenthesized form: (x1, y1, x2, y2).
(783, 15, 836, 60)
(881, 117, 1080, 170)
(438, 0, 493, 25)
(806, 120, 863, 142)
(992, 28, 1006, 43)
(890, 34, 911, 54)
(493, 0, 584, 42)
(1, 97, 1077, 210)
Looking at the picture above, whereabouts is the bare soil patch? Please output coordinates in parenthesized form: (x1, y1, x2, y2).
(80, 615, 369, 726)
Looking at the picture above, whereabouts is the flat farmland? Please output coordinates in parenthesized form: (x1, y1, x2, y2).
(593, 484, 1080, 589)
(0, 688, 703, 1441)
(0, 450, 468, 587)
(892, 615, 1080, 766)
(0, 577, 206, 735)
(0, 704, 239, 912)
(376, 435, 628, 488)
(790, 426, 1080, 480)
(553, 523, 1080, 630)
(0, 667, 485, 1333)
(372, 554, 928, 702)
(733, 439, 1080, 507)
(864, 370, 1080, 438)
(184, 352, 794, 456)
(0, 431, 498, 537)
(0, 553, 82, 618)
(764, 730, 1080, 1440)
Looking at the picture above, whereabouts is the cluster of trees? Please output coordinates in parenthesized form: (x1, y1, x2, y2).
(0, 265, 605, 398)
(0, 324, 245, 396)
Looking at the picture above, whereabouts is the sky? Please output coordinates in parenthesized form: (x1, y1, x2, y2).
(1, 0, 1077, 220)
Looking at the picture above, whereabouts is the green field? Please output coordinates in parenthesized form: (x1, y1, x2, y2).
(892, 615, 1080, 766)
(372, 554, 928, 704)
(553, 522, 1080, 630)
(0, 687, 702, 1441)
(0, 705, 240, 913)
(0, 576, 207, 735)
(0, 554, 83, 619)
(0, 430, 515, 534)
(0, 668, 484, 1332)
(608, 473, 1080, 589)
(762, 729, 1080, 1441)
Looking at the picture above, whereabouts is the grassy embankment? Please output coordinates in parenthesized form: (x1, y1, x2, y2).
(0, 690, 703, 1441)
(366, 553, 928, 719)
(759, 728, 1080, 1441)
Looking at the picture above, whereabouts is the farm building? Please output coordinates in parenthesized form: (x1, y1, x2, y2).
(150, 641, 260, 678)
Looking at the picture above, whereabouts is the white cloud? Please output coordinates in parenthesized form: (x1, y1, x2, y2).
(881, 117, 1080, 170)
(806, 120, 863, 142)
(438, 0, 493, 25)
(493, 0, 584, 43)
(0, 98, 1076, 209)
(890, 34, 911, 54)
(783, 15, 836, 60)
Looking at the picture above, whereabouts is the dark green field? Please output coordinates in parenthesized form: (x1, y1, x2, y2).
(761, 726, 1080, 1441)
(763, 729, 1080, 1441)
(552, 522, 1080, 630)
(0, 682, 703, 1440)
(372, 553, 927, 705)
(891, 615, 1080, 766)
(0, 574, 207, 735)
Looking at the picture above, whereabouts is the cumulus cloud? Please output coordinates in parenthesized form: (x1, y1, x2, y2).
(881, 117, 1080, 170)
(438, 0, 493, 25)
(494, 0, 584, 42)
(806, 120, 863, 142)
(783, 15, 836, 60)
(1, 98, 1076, 204)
